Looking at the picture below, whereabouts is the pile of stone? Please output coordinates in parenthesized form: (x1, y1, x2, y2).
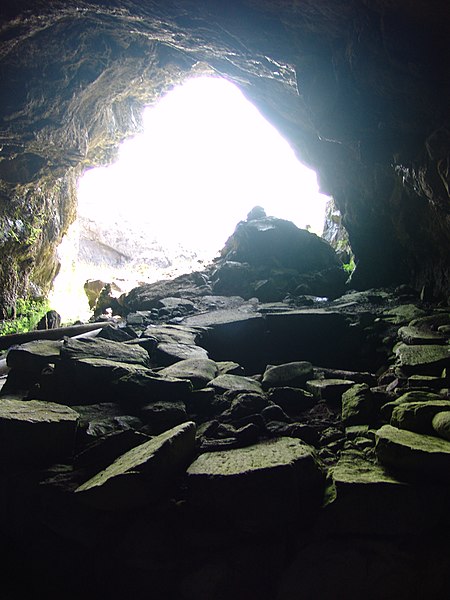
(1, 277, 449, 598)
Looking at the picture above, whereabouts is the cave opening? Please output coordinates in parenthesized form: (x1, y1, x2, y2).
(49, 76, 331, 323)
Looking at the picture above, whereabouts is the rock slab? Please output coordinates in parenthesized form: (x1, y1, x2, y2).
(187, 437, 323, 528)
(0, 399, 79, 468)
(75, 421, 196, 509)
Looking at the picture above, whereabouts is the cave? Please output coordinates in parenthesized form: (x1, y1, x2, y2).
(1, 2, 450, 599)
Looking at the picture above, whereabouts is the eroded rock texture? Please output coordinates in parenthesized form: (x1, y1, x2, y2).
(0, 0, 449, 316)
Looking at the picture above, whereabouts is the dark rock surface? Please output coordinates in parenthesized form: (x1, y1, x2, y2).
(1, 279, 450, 598)
(1, 0, 450, 596)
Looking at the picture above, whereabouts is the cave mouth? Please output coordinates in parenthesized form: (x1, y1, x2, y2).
(50, 76, 330, 322)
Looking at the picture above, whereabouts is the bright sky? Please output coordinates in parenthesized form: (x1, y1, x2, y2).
(77, 76, 329, 255)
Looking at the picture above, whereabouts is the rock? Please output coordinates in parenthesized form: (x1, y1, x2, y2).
(36, 310, 61, 330)
(380, 390, 444, 421)
(0, 399, 78, 468)
(227, 392, 269, 418)
(152, 342, 209, 367)
(75, 421, 196, 509)
(394, 343, 450, 375)
(432, 411, 450, 441)
(158, 358, 218, 389)
(265, 309, 365, 371)
(97, 325, 137, 342)
(139, 400, 188, 434)
(306, 379, 355, 402)
(262, 361, 313, 389)
(326, 450, 444, 535)
(219, 216, 339, 273)
(124, 273, 211, 312)
(116, 371, 193, 411)
(143, 324, 201, 346)
(183, 308, 265, 370)
(381, 304, 426, 325)
(267, 387, 316, 414)
(375, 424, 450, 482)
(209, 374, 264, 395)
(398, 325, 446, 345)
(187, 437, 324, 529)
(216, 361, 245, 376)
(341, 384, 374, 425)
(184, 388, 227, 418)
(261, 403, 291, 422)
(74, 429, 151, 472)
(391, 400, 450, 434)
(155, 297, 195, 313)
(264, 421, 319, 445)
(6, 339, 62, 374)
(210, 261, 253, 297)
(73, 402, 143, 443)
(60, 336, 150, 367)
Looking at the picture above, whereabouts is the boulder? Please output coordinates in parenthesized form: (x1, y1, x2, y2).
(306, 378, 355, 402)
(208, 374, 264, 395)
(152, 342, 209, 367)
(60, 336, 150, 368)
(139, 400, 188, 434)
(116, 371, 193, 410)
(398, 325, 446, 345)
(391, 400, 450, 434)
(75, 421, 196, 510)
(394, 343, 450, 375)
(74, 429, 151, 472)
(0, 399, 78, 468)
(158, 358, 217, 389)
(187, 437, 324, 529)
(73, 402, 143, 443)
(267, 387, 316, 414)
(262, 361, 313, 389)
(6, 339, 62, 374)
(375, 424, 450, 482)
(341, 384, 374, 425)
(432, 411, 450, 441)
(326, 450, 444, 535)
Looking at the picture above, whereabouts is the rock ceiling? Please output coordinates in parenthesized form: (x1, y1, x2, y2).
(0, 0, 449, 316)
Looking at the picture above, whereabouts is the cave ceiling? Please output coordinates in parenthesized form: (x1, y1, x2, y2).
(0, 0, 449, 315)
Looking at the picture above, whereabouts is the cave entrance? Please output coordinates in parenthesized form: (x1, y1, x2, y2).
(50, 76, 330, 322)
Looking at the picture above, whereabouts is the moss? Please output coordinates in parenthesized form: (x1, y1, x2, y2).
(0, 297, 50, 335)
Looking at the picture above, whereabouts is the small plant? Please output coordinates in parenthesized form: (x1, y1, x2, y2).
(0, 297, 50, 336)
(342, 257, 356, 275)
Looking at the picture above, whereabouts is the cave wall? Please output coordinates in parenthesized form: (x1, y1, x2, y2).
(0, 0, 449, 317)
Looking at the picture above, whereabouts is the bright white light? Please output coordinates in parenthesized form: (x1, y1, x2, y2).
(78, 76, 329, 255)
(52, 76, 330, 323)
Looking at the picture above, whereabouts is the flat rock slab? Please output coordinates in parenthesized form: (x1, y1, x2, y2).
(262, 361, 313, 389)
(375, 424, 450, 482)
(381, 304, 426, 325)
(0, 399, 78, 468)
(6, 339, 62, 374)
(183, 308, 262, 328)
(117, 372, 193, 408)
(391, 400, 450, 434)
(327, 450, 444, 534)
(159, 358, 218, 389)
(394, 343, 450, 375)
(61, 337, 150, 367)
(187, 437, 323, 528)
(143, 324, 201, 346)
(75, 421, 196, 510)
(398, 325, 446, 345)
(306, 378, 355, 402)
(209, 374, 263, 394)
(153, 342, 209, 367)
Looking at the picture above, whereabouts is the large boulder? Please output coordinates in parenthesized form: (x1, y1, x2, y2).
(187, 437, 324, 529)
(0, 398, 79, 468)
(75, 421, 196, 509)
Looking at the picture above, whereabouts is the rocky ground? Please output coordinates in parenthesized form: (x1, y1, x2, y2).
(1, 216, 450, 599)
